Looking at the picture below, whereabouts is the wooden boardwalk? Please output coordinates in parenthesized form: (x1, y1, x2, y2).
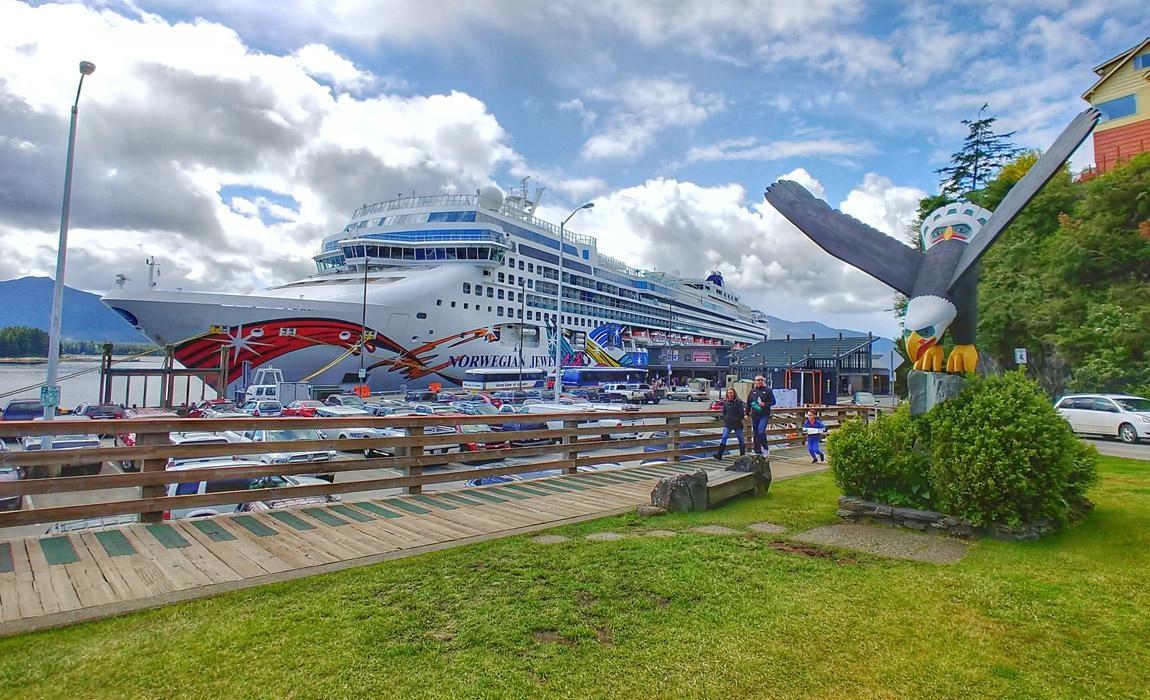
(0, 453, 823, 635)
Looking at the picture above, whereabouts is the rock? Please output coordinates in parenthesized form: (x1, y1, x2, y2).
(876, 505, 893, 517)
(531, 535, 571, 544)
(650, 470, 708, 513)
(644, 529, 678, 538)
(728, 454, 772, 495)
(636, 505, 667, 517)
(747, 522, 787, 534)
(691, 525, 741, 536)
(586, 532, 627, 541)
(836, 509, 856, 519)
(909, 370, 968, 417)
(902, 519, 927, 530)
(892, 507, 941, 523)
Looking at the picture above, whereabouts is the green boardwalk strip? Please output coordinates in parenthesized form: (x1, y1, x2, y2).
(521, 480, 573, 494)
(539, 477, 588, 491)
(353, 501, 403, 519)
(435, 492, 488, 507)
(330, 504, 376, 523)
(232, 515, 277, 537)
(500, 483, 553, 497)
(94, 530, 136, 557)
(145, 524, 190, 549)
(302, 508, 349, 527)
(380, 498, 432, 515)
(189, 520, 237, 543)
(482, 486, 530, 500)
(456, 489, 509, 504)
(269, 511, 316, 531)
(0, 542, 13, 573)
(411, 494, 458, 511)
(39, 536, 79, 565)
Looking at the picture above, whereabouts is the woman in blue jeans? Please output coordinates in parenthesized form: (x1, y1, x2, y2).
(712, 388, 746, 460)
(803, 410, 826, 463)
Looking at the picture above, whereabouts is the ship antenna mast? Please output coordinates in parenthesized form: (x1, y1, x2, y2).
(145, 256, 161, 290)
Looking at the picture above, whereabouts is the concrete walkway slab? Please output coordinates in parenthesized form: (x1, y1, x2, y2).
(793, 523, 970, 564)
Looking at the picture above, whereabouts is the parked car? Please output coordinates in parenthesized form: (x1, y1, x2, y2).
(450, 402, 500, 417)
(452, 423, 510, 463)
(238, 400, 283, 417)
(465, 474, 520, 487)
(115, 408, 182, 470)
(709, 399, 724, 411)
(491, 390, 529, 405)
(325, 394, 367, 409)
(2, 399, 44, 422)
(73, 402, 126, 420)
(281, 400, 325, 417)
(0, 443, 24, 511)
(230, 428, 338, 481)
(166, 431, 241, 468)
(492, 406, 551, 445)
(313, 407, 401, 448)
(21, 419, 103, 476)
(851, 391, 878, 407)
(185, 399, 237, 418)
(1055, 394, 1150, 444)
(643, 430, 721, 461)
(599, 383, 655, 404)
(435, 391, 457, 403)
(665, 386, 708, 402)
(362, 424, 459, 458)
(403, 390, 439, 403)
(519, 403, 640, 439)
(164, 459, 337, 520)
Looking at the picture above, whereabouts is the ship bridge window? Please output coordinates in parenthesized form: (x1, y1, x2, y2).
(426, 211, 477, 223)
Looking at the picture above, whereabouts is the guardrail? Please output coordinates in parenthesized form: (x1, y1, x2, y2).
(0, 407, 873, 529)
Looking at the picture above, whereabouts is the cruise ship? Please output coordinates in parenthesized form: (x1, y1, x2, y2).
(102, 184, 771, 392)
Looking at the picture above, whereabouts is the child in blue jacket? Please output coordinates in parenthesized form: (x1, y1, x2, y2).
(802, 410, 826, 463)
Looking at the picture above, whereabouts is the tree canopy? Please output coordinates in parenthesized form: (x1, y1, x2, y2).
(935, 104, 1023, 198)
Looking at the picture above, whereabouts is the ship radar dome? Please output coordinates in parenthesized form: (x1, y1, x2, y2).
(478, 185, 504, 211)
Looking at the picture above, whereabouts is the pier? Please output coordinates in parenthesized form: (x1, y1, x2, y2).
(0, 407, 870, 633)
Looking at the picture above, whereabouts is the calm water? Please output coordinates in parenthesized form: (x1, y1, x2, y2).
(0, 358, 217, 409)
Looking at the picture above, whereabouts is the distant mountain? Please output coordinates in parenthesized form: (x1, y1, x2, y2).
(765, 315, 900, 368)
(0, 277, 147, 343)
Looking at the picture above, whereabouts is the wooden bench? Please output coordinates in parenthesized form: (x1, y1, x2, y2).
(706, 470, 758, 509)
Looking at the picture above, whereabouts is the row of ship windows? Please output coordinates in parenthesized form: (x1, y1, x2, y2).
(426, 297, 628, 330)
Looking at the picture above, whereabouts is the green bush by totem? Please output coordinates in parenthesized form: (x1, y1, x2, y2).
(828, 371, 1098, 527)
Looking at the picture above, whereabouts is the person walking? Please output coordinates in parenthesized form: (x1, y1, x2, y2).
(746, 375, 776, 456)
(712, 388, 746, 460)
(803, 410, 826, 463)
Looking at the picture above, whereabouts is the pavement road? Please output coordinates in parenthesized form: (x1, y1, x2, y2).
(1084, 437, 1150, 461)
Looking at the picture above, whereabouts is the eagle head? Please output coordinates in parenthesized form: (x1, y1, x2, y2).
(920, 202, 994, 251)
(903, 295, 957, 362)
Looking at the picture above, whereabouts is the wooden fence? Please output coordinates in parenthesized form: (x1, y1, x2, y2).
(0, 407, 872, 528)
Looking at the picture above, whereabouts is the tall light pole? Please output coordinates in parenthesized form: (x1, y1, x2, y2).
(43, 60, 96, 425)
(518, 277, 526, 390)
(554, 202, 594, 401)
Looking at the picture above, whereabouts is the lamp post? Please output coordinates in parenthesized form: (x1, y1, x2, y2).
(43, 60, 96, 427)
(554, 202, 594, 401)
(518, 277, 526, 390)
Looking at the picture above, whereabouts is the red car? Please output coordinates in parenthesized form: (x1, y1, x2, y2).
(281, 400, 325, 417)
(709, 399, 724, 411)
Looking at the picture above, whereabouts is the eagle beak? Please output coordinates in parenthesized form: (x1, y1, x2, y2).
(905, 331, 937, 361)
(942, 226, 954, 241)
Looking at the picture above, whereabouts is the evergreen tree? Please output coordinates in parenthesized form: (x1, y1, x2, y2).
(935, 104, 1023, 198)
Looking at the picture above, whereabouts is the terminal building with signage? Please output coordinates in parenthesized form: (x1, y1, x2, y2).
(647, 345, 733, 384)
(730, 333, 895, 405)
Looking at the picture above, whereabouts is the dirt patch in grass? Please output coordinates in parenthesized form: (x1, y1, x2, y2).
(532, 630, 574, 645)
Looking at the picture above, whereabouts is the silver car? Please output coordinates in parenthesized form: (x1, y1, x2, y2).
(165, 459, 337, 519)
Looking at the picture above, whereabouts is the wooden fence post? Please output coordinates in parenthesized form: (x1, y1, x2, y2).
(139, 430, 171, 523)
(404, 424, 424, 494)
(563, 419, 579, 475)
(667, 416, 681, 462)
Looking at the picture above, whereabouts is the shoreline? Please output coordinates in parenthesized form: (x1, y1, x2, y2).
(0, 356, 143, 365)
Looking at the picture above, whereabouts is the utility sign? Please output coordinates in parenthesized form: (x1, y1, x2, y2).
(40, 385, 60, 408)
(1014, 348, 1028, 364)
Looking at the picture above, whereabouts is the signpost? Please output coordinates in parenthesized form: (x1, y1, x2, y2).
(40, 386, 60, 409)
(1014, 348, 1028, 365)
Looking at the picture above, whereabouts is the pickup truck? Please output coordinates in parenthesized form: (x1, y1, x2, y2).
(599, 383, 659, 404)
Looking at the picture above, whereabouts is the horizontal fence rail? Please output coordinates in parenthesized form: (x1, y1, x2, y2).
(0, 407, 873, 528)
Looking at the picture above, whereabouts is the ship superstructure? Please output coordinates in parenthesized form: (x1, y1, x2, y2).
(102, 184, 770, 392)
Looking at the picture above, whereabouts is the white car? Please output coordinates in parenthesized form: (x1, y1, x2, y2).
(165, 459, 337, 520)
(666, 387, 708, 401)
(1055, 394, 1150, 444)
(21, 419, 103, 476)
(230, 428, 338, 481)
(166, 431, 243, 468)
(520, 403, 640, 439)
(313, 406, 401, 442)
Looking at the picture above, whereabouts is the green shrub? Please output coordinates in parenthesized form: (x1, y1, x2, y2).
(828, 371, 1098, 529)
(923, 371, 1098, 526)
(828, 404, 933, 508)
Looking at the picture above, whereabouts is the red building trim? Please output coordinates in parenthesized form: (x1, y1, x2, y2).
(1093, 119, 1150, 175)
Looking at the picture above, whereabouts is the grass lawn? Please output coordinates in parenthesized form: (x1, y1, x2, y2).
(0, 456, 1147, 698)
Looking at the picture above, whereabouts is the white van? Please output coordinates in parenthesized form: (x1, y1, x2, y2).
(1055, 394, 1150, 444)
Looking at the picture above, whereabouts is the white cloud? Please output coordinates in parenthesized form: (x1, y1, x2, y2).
(291, 43, 390, 94)
(581, 78, 724, 160)
(684, 137, 874, 165)
(839, 173, 925, 239)
(557, 97, 596, 128)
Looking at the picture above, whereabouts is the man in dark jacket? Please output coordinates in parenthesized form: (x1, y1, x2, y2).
(712, 388, 745, 460)
(746, 375, 776, 456)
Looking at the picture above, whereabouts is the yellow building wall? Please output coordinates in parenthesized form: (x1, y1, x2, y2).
(1091, 48, 1150, 133)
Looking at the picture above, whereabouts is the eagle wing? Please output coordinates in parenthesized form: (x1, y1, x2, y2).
(765, 180, 923, 297)
(949, 107, 1099, 290)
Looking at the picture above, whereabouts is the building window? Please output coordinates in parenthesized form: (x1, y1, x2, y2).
(450, 301, 456, 308)
(464, 303, 469, 310)
(497, 307, 504, 317)
(488, 306, 492, 312)
(498, 273, 505, 283)
(498, 290, 505, 300)
(508, 257, 515, 267)
(508, 274, 514, 285)
(527, 280, 533, 289)
(517, 309, 523, 319)
(475, 285, 482, 296)
(463, 282, 471, 294)
(416, 312, 427, 319)
(487, 288, 494, 297)
(1135, 54, 1150, 70)
(518, 260, 525, 270)
(436, 299, 442, 306)
(528, 263, 534, 273)
(1097, 94, 1137, 121)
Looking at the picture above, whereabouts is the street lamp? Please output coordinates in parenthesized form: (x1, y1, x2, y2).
(554, 201, 594, 401)
(43, 60, 96, 426)
(518, 277, 526, 390)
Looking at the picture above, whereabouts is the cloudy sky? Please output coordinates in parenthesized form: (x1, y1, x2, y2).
(1, 1, 1144, 337)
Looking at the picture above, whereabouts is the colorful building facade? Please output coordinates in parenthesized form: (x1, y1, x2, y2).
(1083, 38, 1150, 175)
